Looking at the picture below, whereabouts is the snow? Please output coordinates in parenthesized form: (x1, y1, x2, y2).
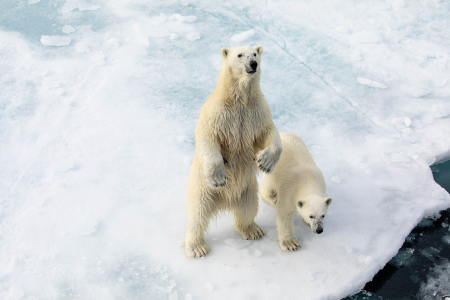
(1, 0, 450, 299)
(62, 25, 75, 33)
(357, 77, 387, 89)
(40, 35, 71, 46)
(231, 29, 256, 42)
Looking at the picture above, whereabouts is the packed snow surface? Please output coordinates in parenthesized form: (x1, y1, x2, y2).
(1, 0, 450, 299)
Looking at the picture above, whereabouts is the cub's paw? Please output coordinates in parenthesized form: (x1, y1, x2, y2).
(238, 223, 266, 240)
(205, 165, 226, 188)
(256, 148, 281, 173)
(185, 241, 211, 258)
(279, 239, 301, 252)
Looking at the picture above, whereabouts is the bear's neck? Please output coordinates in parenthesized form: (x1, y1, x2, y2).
(218, 68, 261, 107)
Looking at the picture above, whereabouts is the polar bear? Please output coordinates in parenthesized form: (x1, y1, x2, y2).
(260, 132, 332, 252)
(185, 45, 283, 258)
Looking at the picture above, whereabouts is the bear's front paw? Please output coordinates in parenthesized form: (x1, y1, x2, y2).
(256, 147, 281, 173)
(238, 223, 266, 240)
(279, 239, 301, 252)
(185, 241, 211, 258)
(205, 164, 226, 188)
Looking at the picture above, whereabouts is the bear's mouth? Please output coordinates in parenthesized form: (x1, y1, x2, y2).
(246, 70, 256, 74)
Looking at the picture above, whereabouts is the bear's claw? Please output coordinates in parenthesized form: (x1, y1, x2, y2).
(238, 223, 266, 240)
(256, 148, 281, 174)
(280, 239, 301, 252)
(186, 242, 211, 258)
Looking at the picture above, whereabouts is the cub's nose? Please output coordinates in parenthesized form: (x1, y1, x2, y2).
(316, 227, 323, 234)
(250, 61, 258, 71)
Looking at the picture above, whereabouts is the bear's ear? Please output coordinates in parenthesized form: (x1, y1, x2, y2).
(255, 45, 263, 56)
(221, 48, 229, 59)
(325, 197, 332, 206)
(297, 200, 304, 208)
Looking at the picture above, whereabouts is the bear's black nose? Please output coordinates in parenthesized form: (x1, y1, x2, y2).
(316, 227, 323, 234)
(250, 61, 258, 71)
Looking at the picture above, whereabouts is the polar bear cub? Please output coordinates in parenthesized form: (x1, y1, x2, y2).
(260, 132, 332, 252)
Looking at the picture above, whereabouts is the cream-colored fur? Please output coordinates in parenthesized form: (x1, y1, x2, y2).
(185, 46, 283, 258)
(260, 132, 332, 252)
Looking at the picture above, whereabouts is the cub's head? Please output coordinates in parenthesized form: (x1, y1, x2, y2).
(220, 45, 263, 78)
(296, 196, 332, 234)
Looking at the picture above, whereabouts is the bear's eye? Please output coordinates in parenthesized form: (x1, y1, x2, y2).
(321, 215, 325, 218)
(253, 53, 256, 56)
(309, 215, 314, 219)
(238, 54, 243, 58)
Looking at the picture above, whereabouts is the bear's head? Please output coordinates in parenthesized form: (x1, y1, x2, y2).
(220, 45, 263, 78)
(296, 196, 332, 234)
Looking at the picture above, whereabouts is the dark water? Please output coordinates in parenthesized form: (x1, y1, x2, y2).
(345, 160, 450, 300)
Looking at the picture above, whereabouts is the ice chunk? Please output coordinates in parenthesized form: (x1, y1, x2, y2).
(254, 250, 262, 257)
(404, 117, 411, 127)
(334, 26, 349, 34)
(418, 260, 450, 300)
(76, 42, 90, 53)
(330, 176, 341, 183)
(409, 85, 431, 97)
(79, 2, 101, 11)
(28, 0, 40, 4)
(118, 277, 123, 282)
(390, 248, 414, 267)
(186, 32, 201, 41)
(171, 33, 179, 40)
(168, 14, 197, 22)
(62, 25, 75, 33)
(224, 239, 252, 249)
(357, 77, 387, 89)
(345, 245, 353, 253)
(354, 31, 383, 43)
(40, 35, 71, 46)
(231, 29, 255, 42)
(185, 293, 193, 300)
(443, 235, 450, 245)
(392, 0, 406, 8)
(205, 282, 214, 290)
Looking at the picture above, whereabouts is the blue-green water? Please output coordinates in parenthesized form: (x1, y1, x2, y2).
(345, 160, 450, 300)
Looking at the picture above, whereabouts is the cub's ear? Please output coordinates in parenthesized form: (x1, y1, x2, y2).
(255, 45, 263, 56)
(221, 48, 229, 59)
(297, 200, 304, 208)
(324, 197, 332, 206)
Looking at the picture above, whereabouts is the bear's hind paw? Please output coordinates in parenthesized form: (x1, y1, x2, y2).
(280, 239, 301, 252)
(185, 242, 211, 258)
(238, 223, 266, 240)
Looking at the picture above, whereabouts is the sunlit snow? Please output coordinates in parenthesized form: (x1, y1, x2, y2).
(1, 0, 450, 299)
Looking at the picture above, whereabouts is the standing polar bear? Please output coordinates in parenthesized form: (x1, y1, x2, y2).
(185, 45, 283, 258)
(260, 132, 332, 252)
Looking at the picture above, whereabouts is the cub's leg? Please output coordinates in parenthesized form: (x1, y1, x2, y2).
(276, 207, 301, 252)
(185, 182, 218, 258)
(232, 179, 266, 240)
(260, 173, 277, 206)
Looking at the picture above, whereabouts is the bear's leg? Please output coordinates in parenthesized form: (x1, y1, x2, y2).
(259, 173, 277, 206)
(185, 188, 218, 258)
(232, 181, 266, 240)
(276, 208, 301, 252)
